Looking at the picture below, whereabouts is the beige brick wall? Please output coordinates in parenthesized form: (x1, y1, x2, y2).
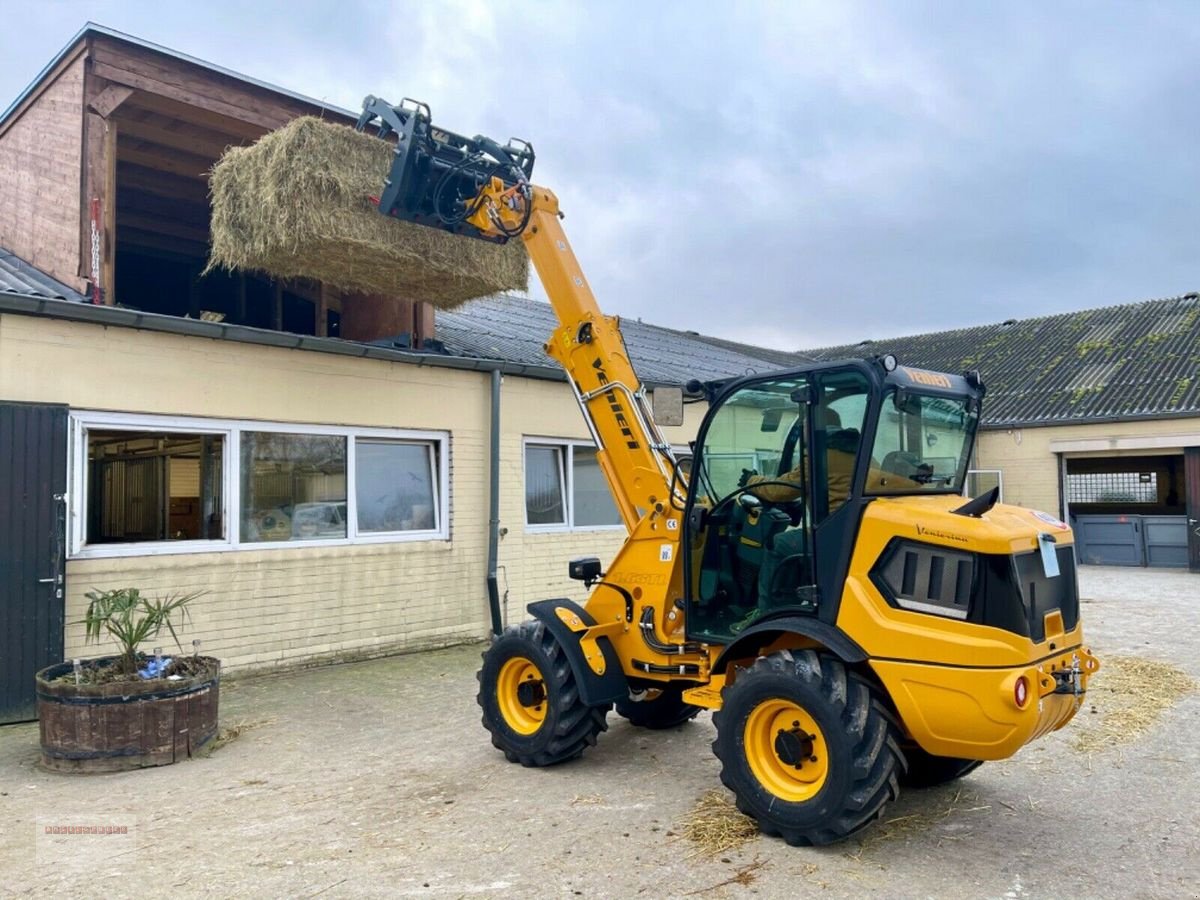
(977, 419, 1200, 514)
(0, 313, 704, 672)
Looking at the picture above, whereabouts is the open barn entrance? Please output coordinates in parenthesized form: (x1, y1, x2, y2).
(107, 93, 330, 336)
(1065, 453, 1190, 568)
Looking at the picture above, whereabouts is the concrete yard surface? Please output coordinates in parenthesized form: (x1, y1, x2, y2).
(2, 566, 1198, 899)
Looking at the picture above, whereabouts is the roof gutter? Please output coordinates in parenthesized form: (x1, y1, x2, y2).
(0, 292, 568, 383)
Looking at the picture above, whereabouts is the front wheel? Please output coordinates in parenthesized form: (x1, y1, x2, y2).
(477, 620, 610, 767)
(712, 650, 904, 846)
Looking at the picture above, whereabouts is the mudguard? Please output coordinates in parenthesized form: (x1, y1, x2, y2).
(527, 598, 628, 707)
(712, 614, 867, 672)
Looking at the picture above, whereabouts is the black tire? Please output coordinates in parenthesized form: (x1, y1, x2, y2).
(615, 686, 702, 730)
(900, 747, 983, 788)
(712, 649, 905, 846)
(477, 620, 610, 767)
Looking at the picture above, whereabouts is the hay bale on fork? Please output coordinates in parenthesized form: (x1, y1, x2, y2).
(206, 117, 528, 306)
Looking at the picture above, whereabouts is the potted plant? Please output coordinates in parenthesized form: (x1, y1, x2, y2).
(34, 588, 220, 773)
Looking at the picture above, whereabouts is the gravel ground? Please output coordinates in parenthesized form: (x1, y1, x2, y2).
(2, 566, 1197, 899)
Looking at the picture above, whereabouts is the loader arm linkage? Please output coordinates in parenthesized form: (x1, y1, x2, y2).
(357, 97, 682, 532)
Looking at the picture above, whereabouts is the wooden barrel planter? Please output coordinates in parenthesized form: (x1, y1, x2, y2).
(35, 656, 221, 773)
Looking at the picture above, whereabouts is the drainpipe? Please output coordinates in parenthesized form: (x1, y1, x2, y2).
(486, 368, 504, 636)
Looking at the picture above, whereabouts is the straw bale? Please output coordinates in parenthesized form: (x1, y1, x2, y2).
(207, 117, 527, 306)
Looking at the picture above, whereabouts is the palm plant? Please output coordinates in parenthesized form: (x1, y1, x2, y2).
(79, 588, 203, 676)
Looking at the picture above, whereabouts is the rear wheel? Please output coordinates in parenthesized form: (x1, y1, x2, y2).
(900, 747, 983, 788)
(615, 686, 702, 729)
(477, 620, 610, 767)
(712, 649, 904, 846)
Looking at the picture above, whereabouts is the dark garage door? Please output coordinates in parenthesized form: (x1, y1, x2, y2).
(0, 403, 67, 724)
(1073, 515, 1189, 568)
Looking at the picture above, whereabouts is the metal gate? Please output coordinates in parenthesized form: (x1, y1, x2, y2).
(0, 403, 67, 724)
(1187, 448, 1200, 573)
(1073, 514, 1189, 568)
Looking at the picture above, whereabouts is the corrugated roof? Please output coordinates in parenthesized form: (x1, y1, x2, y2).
(803, 293, 1200, 427)
(0, 250, 84, 301)
(435, 295, 780, 386)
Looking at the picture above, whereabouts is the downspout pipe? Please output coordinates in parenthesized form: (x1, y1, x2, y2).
(486, 368, 504, 636)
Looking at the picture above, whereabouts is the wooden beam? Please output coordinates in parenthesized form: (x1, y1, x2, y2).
(104, 119, 117, 304)
(119, 90, 268, 142)
(111, 110, 247, 158)
(116, 210, 210, 244)
(117, 226, 208, 258)
(116, 188, 209, 227)
(90, 36, 354, 129)
(91, 59, 293, 133)
(116, 162, 210, 203)
(273, 282, 283, 330)
(88, 84, 134, 119)
(116, 142, 213, 180)
(81, 110, 116, 296)
(316, 284, 329, 337)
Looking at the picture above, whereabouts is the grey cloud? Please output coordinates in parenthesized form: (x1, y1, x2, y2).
(2, 1, 1196, 350)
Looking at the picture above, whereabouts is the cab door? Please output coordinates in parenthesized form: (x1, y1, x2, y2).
(684, 374, 816, 643)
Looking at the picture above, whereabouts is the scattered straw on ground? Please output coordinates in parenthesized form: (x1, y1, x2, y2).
(685, 857, 768, 895)
(676, 789, 760, 857)
(846, 787, 991, 860)
(207, 116, 528, 305)
(1071, 655, 1196, 753)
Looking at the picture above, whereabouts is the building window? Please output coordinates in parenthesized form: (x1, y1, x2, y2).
(70, 412, 449, 557)
(85, 429, 225, 544)
(524, 440, 622, 530)
(240, 433, 348, 542)
(355, 440, 439, 533)
(1066, 471, 1158, 505)
(525, 445, 566, 525)
(964, 469, 1003, 501)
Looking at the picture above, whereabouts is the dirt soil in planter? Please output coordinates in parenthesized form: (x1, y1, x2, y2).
(50, 654, 218, 686)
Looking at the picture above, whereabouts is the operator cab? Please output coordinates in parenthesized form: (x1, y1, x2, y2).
(683, 359, 982, 643)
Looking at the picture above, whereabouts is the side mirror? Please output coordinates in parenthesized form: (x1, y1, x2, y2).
(651, 386, 684, 427)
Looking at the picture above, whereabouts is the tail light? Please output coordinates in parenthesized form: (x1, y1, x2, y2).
(1014, 676, 1029, 708)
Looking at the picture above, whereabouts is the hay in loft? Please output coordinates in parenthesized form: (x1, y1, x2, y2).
(207, 116, 528, 307)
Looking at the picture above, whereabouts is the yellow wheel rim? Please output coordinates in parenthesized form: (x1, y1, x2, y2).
(744, 698, 829, 802)
(497, 656, 548, 735)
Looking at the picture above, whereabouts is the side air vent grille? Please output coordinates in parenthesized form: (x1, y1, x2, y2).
(872, 540, 975, 620)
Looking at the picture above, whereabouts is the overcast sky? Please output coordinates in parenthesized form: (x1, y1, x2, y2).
(3, 2, 1198, 349)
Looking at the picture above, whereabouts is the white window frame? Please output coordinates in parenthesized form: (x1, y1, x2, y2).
(69, 410, 450, 558)
(964, 468, 1004, 502)
(523, 437, 625, 533)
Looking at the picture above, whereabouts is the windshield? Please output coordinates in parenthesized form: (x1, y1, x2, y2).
(868, 390, 978, 494)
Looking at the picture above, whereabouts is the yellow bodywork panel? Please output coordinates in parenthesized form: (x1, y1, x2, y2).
(832, 494, 1097, 758)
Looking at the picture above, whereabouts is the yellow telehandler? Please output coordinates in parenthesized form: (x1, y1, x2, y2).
(355, 97, 1099, 845)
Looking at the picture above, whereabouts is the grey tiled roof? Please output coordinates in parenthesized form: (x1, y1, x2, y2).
(435, 294, 781, 385)
(0, 250, 84, 301)
(803, 293, 1200, 427)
